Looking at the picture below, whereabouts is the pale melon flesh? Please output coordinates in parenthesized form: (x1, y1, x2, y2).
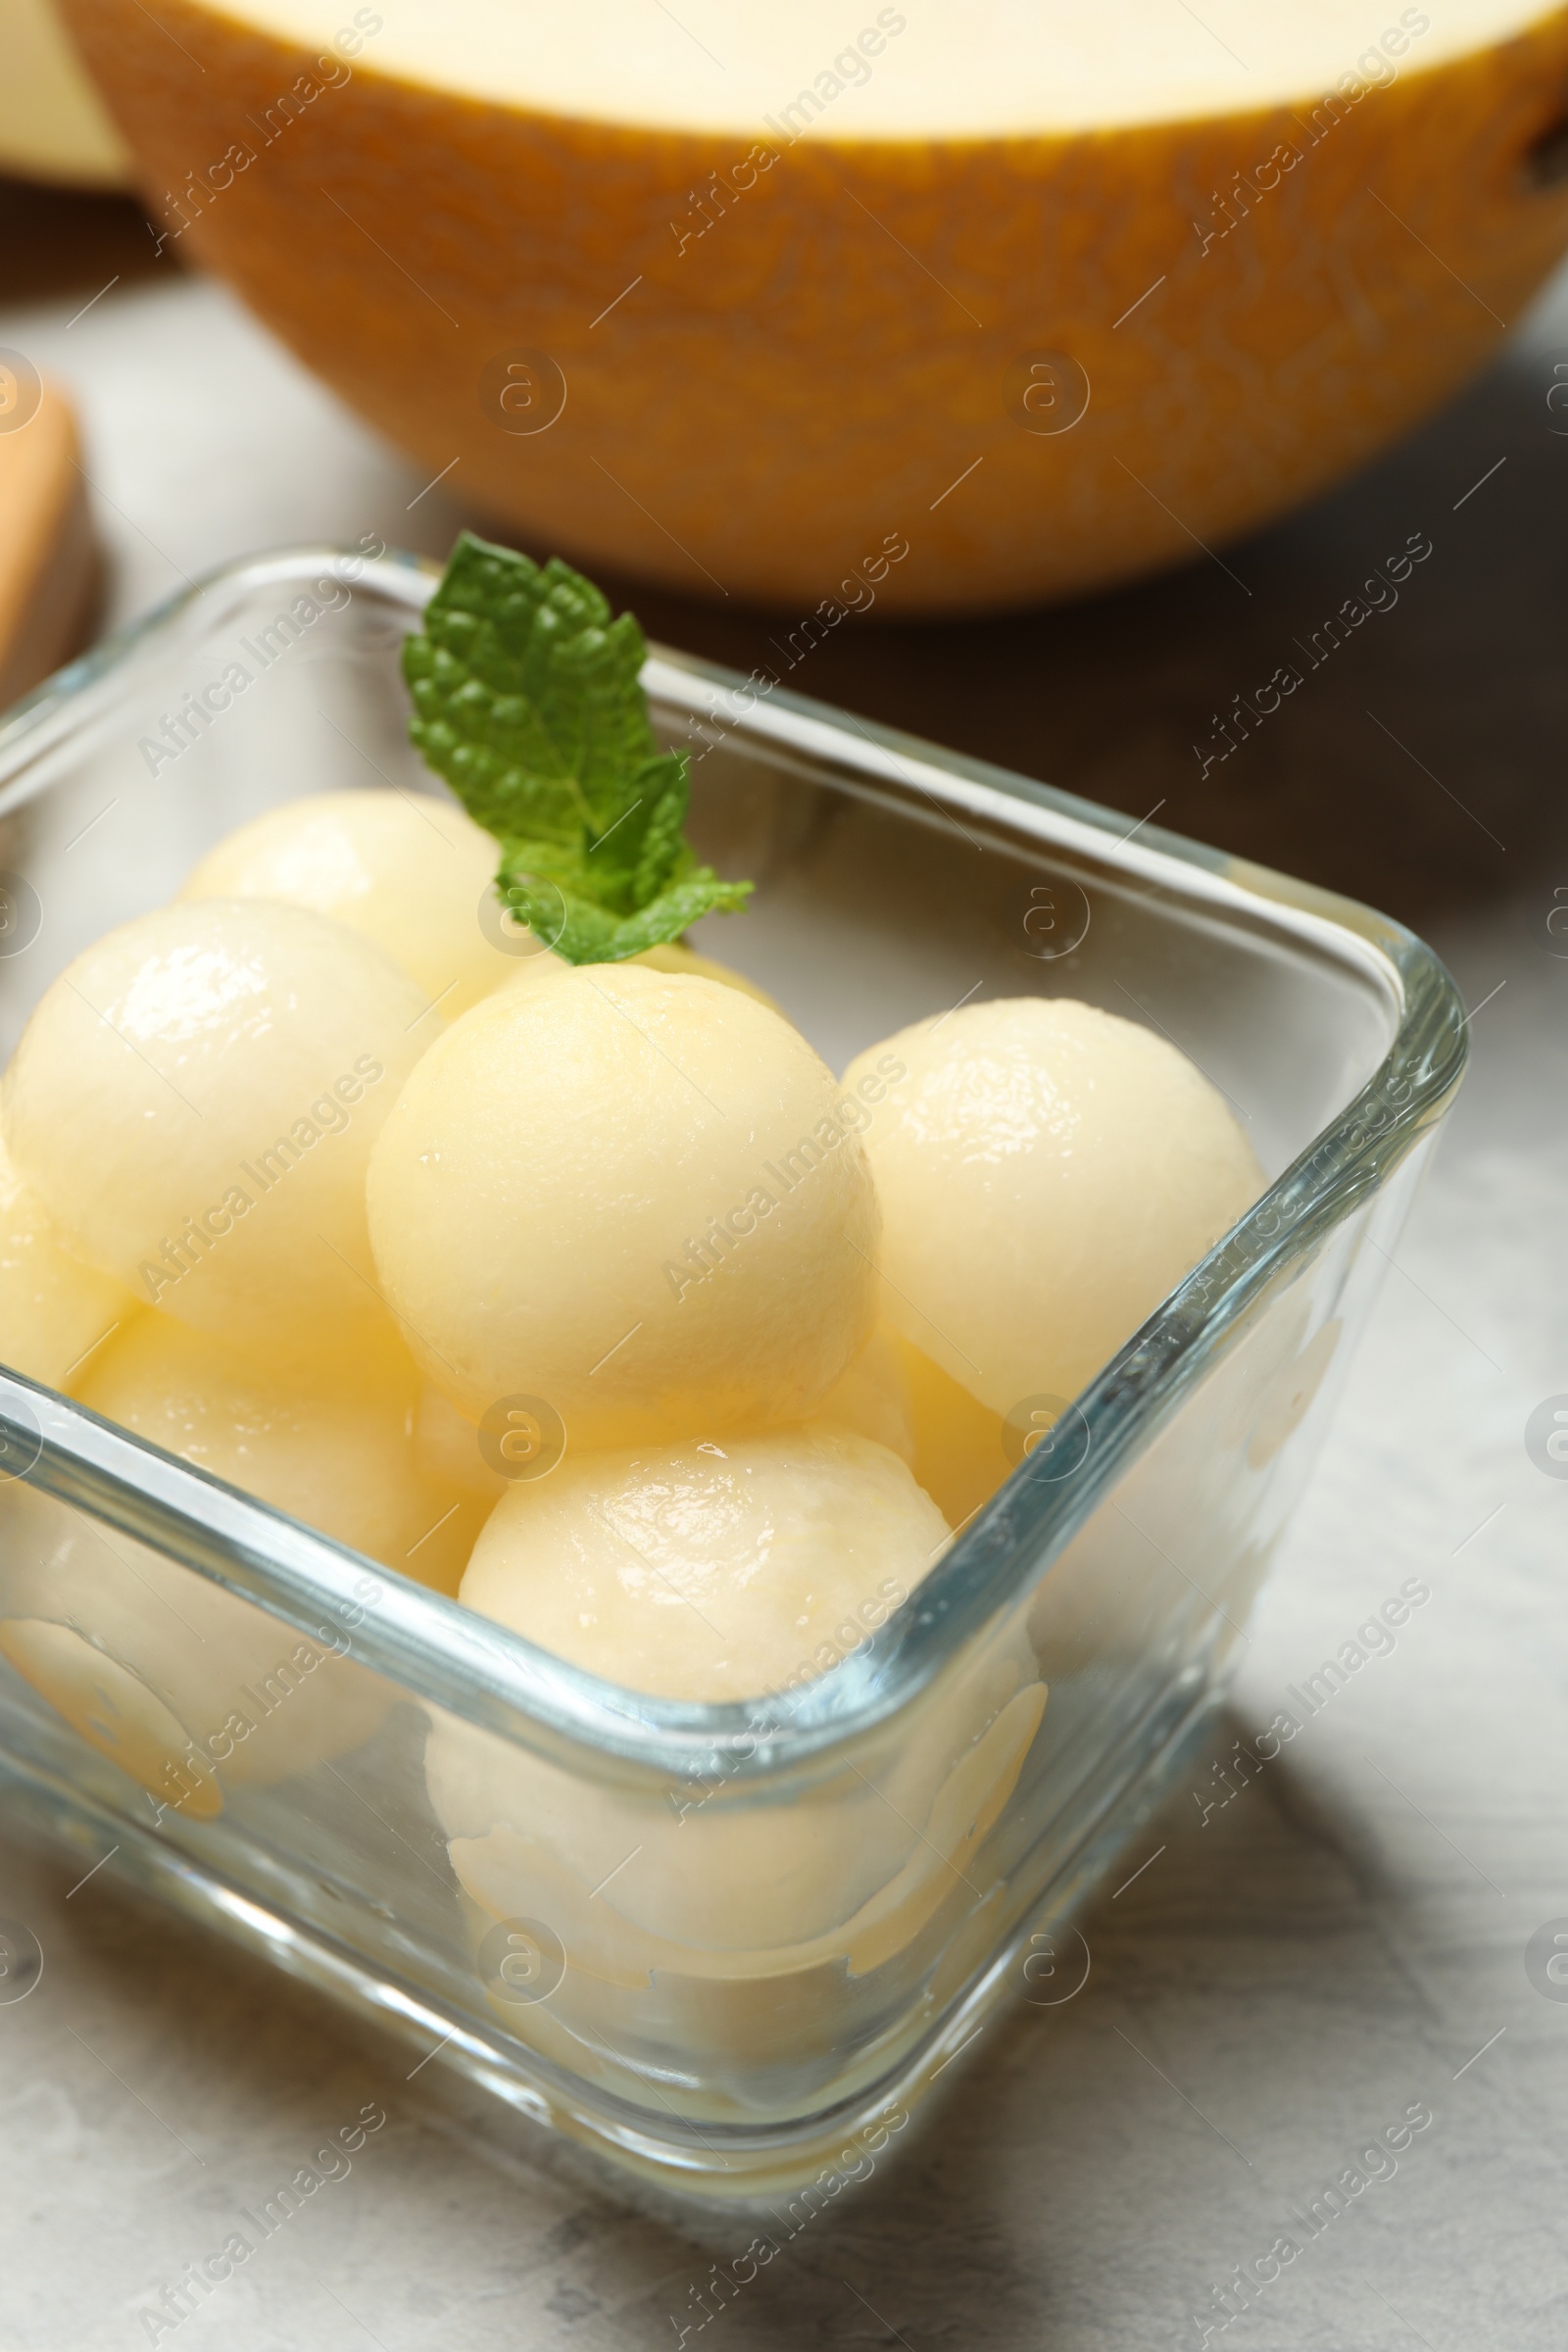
(181, 0, 1549, 134)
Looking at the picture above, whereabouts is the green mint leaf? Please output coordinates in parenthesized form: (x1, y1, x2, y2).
(402, 531, 753, 962)
(499, 857, 753, 966)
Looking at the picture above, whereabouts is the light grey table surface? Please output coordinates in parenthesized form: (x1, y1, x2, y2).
(1, 218, 1566, 2352)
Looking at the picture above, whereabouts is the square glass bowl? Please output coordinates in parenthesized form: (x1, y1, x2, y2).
(0, 548, 1464, 2197)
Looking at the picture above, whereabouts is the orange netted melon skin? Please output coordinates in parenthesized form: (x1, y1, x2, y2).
(61, 0, 1568, 612)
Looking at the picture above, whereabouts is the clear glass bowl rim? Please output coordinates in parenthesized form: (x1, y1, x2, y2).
(0, 544, 1468, 1782)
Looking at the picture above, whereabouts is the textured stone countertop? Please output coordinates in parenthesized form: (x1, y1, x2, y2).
(1, 182, 1566, 2352)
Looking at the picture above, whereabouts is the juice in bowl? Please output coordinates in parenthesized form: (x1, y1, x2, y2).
(0, 538, 1463, 2190)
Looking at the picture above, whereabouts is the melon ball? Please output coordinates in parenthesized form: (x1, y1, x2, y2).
(0, 1131, 137, 1393)
(367, 962, 879, 1446)
(427, 1605, 1045, 1992)
(460, 1424, 947, 1701)
(78, 1313, 476, 1594)
(0, 1478, 391, 1806)
(2, 899, 431, 1365)
(846, 997, 1263, 1418)
(427, 1428, 1048, 1994)
(179, 788, 563, 1017)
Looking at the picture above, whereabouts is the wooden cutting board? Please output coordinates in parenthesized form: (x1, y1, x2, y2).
(0, 367, 100, 712)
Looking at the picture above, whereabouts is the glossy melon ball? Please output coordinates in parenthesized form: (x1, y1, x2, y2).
(460, 1424, 947, 1700)
(0, 1508, 392, 1808)
(367, 962, 879, 1446)
(0, 1483, 393, 1807)
(0, 1132, 137, 1393)
(846, 997, 1263, 1418)
(180, 788, 563, 1016)
(79, 1312, 475, 1594)
(2, 899, 430, 1365)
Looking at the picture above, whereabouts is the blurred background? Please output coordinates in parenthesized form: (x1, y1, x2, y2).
(2, 6, 1567, 2346)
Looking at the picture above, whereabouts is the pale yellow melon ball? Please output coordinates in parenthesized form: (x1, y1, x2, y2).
(367, 962, 879, 1446)
(426, 1428, 1049, 2009)
(0, 1315, 474, 1812)
(0, 1132, 137, 1393)
(0, 1481, 391, 1808)
(460, 1424, 947, 1700)
(79, 1313, 477, 1593)
(846, 997, 1263, 1419)
(180, 788, 563, 1016)
(2, 899, 430, 1365)
(426, 1604, 1046, 2009)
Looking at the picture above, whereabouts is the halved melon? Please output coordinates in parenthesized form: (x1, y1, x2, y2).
(59, 0, 1568, 610)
